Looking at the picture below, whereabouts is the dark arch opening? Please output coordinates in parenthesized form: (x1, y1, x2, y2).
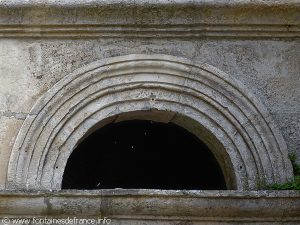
(62, 120, 227, 190)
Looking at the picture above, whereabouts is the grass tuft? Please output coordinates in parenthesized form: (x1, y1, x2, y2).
(268, 152, 300, 191)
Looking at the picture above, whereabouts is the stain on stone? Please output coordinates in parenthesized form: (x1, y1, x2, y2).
(1, 111, 27, 120)
(43, 197, 53, 214)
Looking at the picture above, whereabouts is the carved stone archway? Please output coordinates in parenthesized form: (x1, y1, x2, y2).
(7, 54, 293, 190)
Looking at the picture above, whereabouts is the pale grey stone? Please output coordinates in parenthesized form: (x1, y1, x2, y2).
(0, 0, 299, 222)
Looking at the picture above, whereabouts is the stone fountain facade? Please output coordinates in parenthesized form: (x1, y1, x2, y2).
(0, 1, 299, 224)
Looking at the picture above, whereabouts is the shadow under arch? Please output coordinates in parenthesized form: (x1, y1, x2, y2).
(61, 112, 229, 190)
(6, 54, 293, 190)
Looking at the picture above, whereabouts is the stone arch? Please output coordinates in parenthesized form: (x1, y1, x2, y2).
(6, 54, 293, 190)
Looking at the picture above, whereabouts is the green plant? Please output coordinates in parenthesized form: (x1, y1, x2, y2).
(268, 152, 300, 191)
(270, 176, 300, 190)
(289, 152, 300, 176)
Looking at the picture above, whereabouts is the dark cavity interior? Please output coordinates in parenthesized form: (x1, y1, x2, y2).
(62, 120, 227, 190)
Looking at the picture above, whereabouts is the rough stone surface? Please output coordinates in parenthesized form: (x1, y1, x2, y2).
(0, 1, 299, 223)
(5, 54, 294, 191)
(0, 0, 299, 191)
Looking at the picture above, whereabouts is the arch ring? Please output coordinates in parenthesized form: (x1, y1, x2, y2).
(7, 54, 293, 190)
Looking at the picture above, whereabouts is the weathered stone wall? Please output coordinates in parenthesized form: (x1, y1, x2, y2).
(0, 0, 299, 190)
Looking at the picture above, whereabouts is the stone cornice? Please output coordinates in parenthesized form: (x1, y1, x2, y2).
(0, 0, 299, 39)
(0, 24, 299, 39)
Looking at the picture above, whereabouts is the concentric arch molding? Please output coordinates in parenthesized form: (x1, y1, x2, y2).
(6, 54, 293, 191)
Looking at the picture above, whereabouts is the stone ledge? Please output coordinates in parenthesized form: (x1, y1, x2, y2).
(0, 190, 299, 223)
(0, 0, 299, 8)
(0, 0, 299, 39)
(0, 24, 299, 39)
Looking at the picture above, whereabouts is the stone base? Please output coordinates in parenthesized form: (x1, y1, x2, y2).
(0, 190, 299, 224)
